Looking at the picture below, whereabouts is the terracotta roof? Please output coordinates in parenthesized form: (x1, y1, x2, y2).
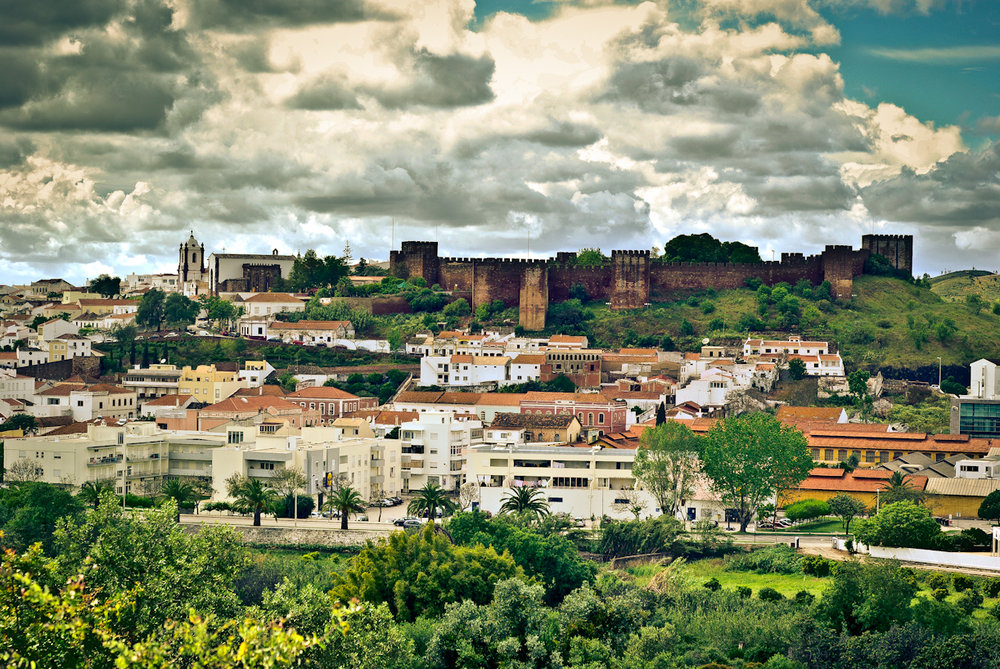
(490, 412, 580, 429)
(234, 385, 287, 397)
(287, 386, 361, 400)
(776, 406, 845, 422)
(549, 335, 586, 343)
(606, 391, 662, 400)
(84, 383, 133, 395)
(476, 393, 527, 406)
(37, 383, 87, 396)
(44, 421, 91, 436)
(521, 391, 620, 404)
(0, 352, 16, 360)
(619, 348, 657, 356)
(794, 468, 928, 494)
(143, 394, 191, 407)
(451, 354, 474, 364)
(243, 293, 304, 303)
(511, 354, 545, 365)
(347, 409, 419, 425)
(438, 392, 482, 405)
(202, 395, 303, 413)
(269, 320, 350, 331)
(396, 391, 445, 403)
(77, 299, 136, 307)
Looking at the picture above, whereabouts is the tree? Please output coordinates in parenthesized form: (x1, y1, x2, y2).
(940, 376, 967, 395)
(0, 413, 38, 435)
(77, 480, 114, 510)
(108, 321, 137, 349)
(270, 467, 308, 518)
(848, 370, 874, 421)
(407, 482, 457, 522)
(828, 493, 867, 534)
(0, 481, 84, 554)
(442, 298, 471, 318)
(854, 501, 941, 548)
(979, 490, 1000, 524)
(200, 295, 237, 328)
(700, 413, 813, 532)
(329, 524, 524, 621)
(574, 248, 607, 267)
(163, 293, 200, 327)
(324, 485, 366, 530)
(458, 481, 481, 511)
(610, 488, 648, 519)
(136, 289, 166, 329)
(655, 402, 666, 425)
(159, 478, 198, 521)
(499, 487, 550, 520)
(632, 421, 700, 519)
(788, 358, 807, 380)
(88, 274, 121, 298)
(4, 458, 42, 484)
(881, 470, 925, 506)
(226, 474, 278, 526)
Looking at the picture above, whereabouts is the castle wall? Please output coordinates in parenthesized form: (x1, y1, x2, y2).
(862, 234, 913, 275)
(389, 235, 910, 328)
(611, 251, 650, 310)
(519, 266, 548, 330)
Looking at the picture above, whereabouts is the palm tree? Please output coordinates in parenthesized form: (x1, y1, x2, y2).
(881, 471, 925, 506)
(78, 480, 114, 510)
(160, 478, 198, 522)
(499, 486, 550, 520)
(407, 482, 457, 522)
(226, 475, 278, 526)
(324, 486, 366, 530)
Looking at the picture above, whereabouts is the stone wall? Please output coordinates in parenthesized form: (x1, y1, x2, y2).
(221, 524, 393, 547)
(388, 235, 910, 329)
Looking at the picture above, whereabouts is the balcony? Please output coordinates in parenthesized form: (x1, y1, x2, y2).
(88, 455, 122, 466)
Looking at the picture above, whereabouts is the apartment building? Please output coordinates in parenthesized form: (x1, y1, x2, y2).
(123, 364, 183, 402)
(519, 391, 628, 436)
(398, 411, 483, 491)
(178, 364, 245, 403)
(47, 334, 92, 362)
(32, 383, 137, 421)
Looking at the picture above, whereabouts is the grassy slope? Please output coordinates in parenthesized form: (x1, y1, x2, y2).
(585, 276, 1000, 372)
(628, 558, 1000, 613)
(931, 271, 1000, 304)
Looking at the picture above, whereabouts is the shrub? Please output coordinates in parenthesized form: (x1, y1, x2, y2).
(793, 590, 815, 607)
(736, 586, 752, 599)
(679, 319, 695, 336)
(983, 578, 1000, 598)
(956, 589, 984, 615)
(701, 300, 716, 315)
(785, 499, 830, 522)
(801, 555, 832, 577)
(925, 572, 950, 591)
(758, 587, 783, 602)
(989, 602, 1000, 621)
(932, 588, 950, 601)
(726, 545, 802, 574)
(952, 575, 974, 592)
(686, 296, 700, 307)
(703, 577, 721, 592)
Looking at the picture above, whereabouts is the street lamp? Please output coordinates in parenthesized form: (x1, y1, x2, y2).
(936, 356, 942, 387)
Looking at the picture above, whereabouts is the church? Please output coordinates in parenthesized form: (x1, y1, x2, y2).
(178, 232, 297, 295)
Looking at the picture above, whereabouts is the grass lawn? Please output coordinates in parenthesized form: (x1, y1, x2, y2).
(769, 518, 844, 534)
(625, 558, 830, 597)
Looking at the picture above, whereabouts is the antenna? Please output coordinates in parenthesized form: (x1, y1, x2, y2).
(391, 218, 395, 251)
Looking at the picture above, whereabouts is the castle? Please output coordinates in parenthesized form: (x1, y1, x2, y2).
(390, 235, 913, 330)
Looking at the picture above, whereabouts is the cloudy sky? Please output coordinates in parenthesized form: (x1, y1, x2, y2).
(1, 0, 997, 285)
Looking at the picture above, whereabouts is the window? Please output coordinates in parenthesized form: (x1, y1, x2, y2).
(598, 414, 604, 424)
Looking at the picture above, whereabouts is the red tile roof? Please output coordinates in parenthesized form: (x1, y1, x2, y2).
(287, 387, 361, 400)
(269, 320, 350, 331)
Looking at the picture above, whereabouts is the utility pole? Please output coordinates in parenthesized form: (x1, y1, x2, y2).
(937, 356, 942, 387)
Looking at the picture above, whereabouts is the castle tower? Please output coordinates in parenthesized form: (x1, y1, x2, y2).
(610, 250, 650, 310)
(862, 234, 913, 276)
(178, 231, 206, 283)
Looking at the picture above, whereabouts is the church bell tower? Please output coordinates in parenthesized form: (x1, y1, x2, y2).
(178, 231, 206, 283)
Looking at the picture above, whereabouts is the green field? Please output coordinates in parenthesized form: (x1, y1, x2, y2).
(930, 270, 1000, 304)
(626, 555, 1000, 617)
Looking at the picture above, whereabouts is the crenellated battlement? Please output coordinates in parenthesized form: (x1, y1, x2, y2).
(388, 235, 912, 329)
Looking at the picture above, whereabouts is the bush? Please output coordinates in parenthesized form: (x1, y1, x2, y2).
(679, 319, 695, 336)
(784, 499, 830, 522)
(952, 575, 974, 592)
(726, 545, 802, 574)
(956, 589, 984, 615)
(735, 586, 752, 599)
(983, 578, 1000, 598)
(932, 588, 950, 601)
(989, 602, 1000, 621)
(793, 590, 815, 607)
(758, 587, 783, 602)
(701, 300, 716, 315)
(801, 555, 832, 577)
(703, 577, 721, 592)
(925, 572, 950, 591)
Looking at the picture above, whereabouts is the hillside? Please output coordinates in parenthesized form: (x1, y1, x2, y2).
(582, 275, 1000, 379)
(930, 270, 1000, 304)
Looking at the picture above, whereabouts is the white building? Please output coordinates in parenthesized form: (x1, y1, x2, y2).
(399, 411, 483, 491)
(0, 370, 34, 400)
(969, 359, 1000, 399)
(418, 354, 511, 387)
(241, 293, 306, 318)
(268, 320, 355, 345)
(509, 353, 544, 384)
(955, 455, 1000, 479)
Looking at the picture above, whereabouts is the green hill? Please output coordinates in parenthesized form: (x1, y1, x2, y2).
(929, 270, 1000, 304)
(582, 275, 1000, 375)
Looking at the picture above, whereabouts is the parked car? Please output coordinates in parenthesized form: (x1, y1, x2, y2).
(402, 519, 422, 529)
(309, 511, 323, 519)
(394, 516, 419, 527)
